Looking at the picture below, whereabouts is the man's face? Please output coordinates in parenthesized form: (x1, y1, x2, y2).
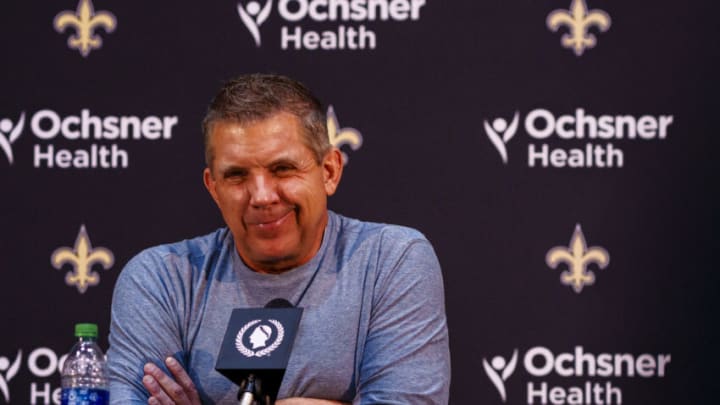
(204, 112, 342, 273)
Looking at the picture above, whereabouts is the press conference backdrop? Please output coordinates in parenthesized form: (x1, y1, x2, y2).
(1, 0, 718, 403)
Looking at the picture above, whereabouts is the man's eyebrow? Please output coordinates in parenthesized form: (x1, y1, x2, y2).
(218, 165, 247, 176)
(267, 157, 299, 167)
(271, 151, 319, 168)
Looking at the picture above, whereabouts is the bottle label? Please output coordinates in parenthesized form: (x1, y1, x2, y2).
(60, 387, 109, 405)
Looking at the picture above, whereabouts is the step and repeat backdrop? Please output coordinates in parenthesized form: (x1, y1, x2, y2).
(1, 0, 718, 403)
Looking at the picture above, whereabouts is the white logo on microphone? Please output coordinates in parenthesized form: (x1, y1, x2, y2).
(236, 319, 285, 357)
(0, 113, 26, 165)
(237, 0, 273, 47)
(483, 112, 519, 164)
(483, 349, 518, 402)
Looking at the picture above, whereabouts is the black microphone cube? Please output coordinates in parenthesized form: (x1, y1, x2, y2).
(215, 307, 303, 400)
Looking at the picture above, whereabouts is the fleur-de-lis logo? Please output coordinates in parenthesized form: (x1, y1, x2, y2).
(327, 105, 363, 165)
(546, 0, 611, 56)
(51, 225, 115, 293)
(545, 224, 610, 293)
(54, 0, 117, 57)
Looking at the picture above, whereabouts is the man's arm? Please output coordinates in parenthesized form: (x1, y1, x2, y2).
(107, 251, 188, 404)
(275, 399, 347, 404)
(109, 249, 352, 405)
(354, 236, 451, 404)
(143, 357, 347, 405)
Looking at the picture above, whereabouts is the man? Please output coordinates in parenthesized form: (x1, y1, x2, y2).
(107, 74, 450, 404)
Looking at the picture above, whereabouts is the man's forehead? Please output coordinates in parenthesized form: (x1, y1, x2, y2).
(213, 110, 303, 132)
(217, 112, 305, 139)
(211, 122, 315, 166)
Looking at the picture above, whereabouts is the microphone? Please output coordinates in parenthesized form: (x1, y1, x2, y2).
(264, 298, 293, 309)
(238, 299, 294, 404)
(216, 298, 303, 405)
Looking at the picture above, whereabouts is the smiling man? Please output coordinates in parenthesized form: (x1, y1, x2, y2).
(205, 111, 336, 274)
(107, 74, 450, 404)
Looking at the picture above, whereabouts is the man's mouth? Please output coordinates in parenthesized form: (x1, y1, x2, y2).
(245, 208, 294, 231)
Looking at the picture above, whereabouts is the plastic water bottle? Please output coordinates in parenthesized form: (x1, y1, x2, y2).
(60, 323, 110, 405)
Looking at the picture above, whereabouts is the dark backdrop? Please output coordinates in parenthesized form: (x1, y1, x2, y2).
(1, 0, 718, 403)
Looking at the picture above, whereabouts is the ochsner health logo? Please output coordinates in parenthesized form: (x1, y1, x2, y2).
(483, 346, 671, 404)
(483, 350, 518, 402)
(237, 0, 274, 47)
(483, 108, 674, 168)
(0, 113, 26, 166)
(1, 108, 178, 170)
(236, 0, 428, 50)
(0, 351, 22, 402)
(0, 347, 71, 404)
(484, 112, 519, 165)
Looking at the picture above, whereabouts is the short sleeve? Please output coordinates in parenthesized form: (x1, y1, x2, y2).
(355, 237, 450, 404)
(106, 250, 187, 404)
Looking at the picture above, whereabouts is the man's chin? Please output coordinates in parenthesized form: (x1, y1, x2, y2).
(238, 244, 300, 274)
(255, 258, 298, 274)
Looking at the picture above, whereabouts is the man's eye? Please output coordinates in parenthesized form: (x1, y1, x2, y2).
(273, 165, 295, 174)
(224, 170, 247, 179)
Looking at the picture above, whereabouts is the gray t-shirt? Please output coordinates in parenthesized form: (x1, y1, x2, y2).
(107, 211, 450, 404)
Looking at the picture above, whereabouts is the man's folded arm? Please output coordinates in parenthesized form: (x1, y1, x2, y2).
(354, 238, 451, 405)
(107, 251, 186, 404)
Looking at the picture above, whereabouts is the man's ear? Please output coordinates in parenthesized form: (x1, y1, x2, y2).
(322, 148, 343, 196)
(203, 167, 220, 204)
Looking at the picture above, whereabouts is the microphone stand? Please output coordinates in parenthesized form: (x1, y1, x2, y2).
(238, 374, 272, 405)
(238, 374, 257, 405)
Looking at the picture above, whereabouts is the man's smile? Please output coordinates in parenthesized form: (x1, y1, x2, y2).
(245, 208, 295, 233)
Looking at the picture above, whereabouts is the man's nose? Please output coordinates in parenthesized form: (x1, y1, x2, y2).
(248, 173, 279, 207)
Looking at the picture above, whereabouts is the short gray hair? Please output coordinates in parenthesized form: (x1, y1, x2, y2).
(202, 73, 329, 166)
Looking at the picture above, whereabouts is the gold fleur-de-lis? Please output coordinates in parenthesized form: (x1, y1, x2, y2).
(327, 105, 363, 165)
(51, 225, 114, 294)
(547, 0, 611, 56)
(545, 224, 610, 293)
(54, 0, 117, 57)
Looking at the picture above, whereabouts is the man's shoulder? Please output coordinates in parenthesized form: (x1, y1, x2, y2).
(113, 228, 232, 311)
(135, 228, 230, 260)
(329, 211, 442, 287)
(331, 211, 430, 248)
(120, 227, 232, 280)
